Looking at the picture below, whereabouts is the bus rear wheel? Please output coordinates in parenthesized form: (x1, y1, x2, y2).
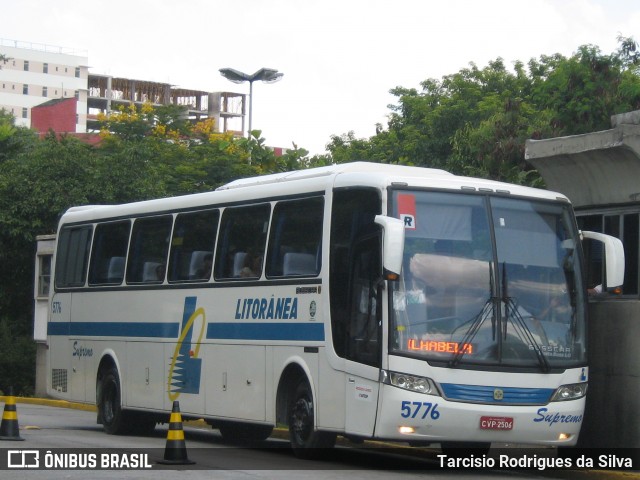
(98, 367, 157, 435)
(288, 380, 336, 458)
(98, 367, 128, 435)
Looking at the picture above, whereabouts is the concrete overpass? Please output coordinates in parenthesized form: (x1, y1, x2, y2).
(526, 111, 640, 448)
(526, 110, 640, 209)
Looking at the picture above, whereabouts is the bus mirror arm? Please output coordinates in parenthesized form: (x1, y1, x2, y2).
(581, 230, 625, 288)
(374, 215, 405, 280)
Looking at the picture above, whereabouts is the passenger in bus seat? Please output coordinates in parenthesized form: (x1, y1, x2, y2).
(195, 253, 213, 279)
(239, 252, 262, 277)
(228, 250, 245, 277)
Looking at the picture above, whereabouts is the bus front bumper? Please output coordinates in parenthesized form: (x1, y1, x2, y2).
(374, 383, 584, 446)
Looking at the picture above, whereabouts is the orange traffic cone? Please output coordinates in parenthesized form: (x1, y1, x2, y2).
(157, 400, 194, 465)
(0, 386, 24, 441)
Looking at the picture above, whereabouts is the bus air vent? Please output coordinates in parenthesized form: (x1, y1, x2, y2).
(52, 368, 68, 393)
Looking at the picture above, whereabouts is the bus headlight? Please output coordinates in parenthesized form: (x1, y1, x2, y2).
(383, 370, 439, 395)
(550, 383, 587, 401)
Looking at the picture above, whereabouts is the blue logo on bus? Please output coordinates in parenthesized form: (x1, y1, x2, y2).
(168, 297, 205, 401)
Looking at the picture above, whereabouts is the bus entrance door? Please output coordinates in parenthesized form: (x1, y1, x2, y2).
(345, 360, 380, 436)
(344, 234, 382, 436)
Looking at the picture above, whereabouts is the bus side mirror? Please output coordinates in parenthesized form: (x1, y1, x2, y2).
(581, 230, 625, 288)
(374, 215, 405, 280)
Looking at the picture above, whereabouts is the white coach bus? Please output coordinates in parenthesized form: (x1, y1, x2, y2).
(47, 162, 624, 455)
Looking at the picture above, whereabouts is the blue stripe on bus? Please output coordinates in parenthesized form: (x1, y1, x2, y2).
(207, 322, 325, 341)
(47, 321, 324, 341)
(47, 322, 180, 338)
(440, 383, 555, 405)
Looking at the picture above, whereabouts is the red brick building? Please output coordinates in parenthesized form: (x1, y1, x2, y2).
(31, 97, 77, 134)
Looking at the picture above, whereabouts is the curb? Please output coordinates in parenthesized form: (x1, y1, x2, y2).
(0, 395, 97, 412)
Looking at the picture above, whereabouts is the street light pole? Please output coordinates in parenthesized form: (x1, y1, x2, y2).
(248, 78, 254, 135)
(219, 67, 284, 138)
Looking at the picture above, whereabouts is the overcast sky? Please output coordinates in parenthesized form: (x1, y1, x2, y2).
(3, 0, 640, 155)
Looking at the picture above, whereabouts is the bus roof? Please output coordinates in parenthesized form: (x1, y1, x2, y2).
(60, 162, 569, 225)
(215, 162, 452, 190)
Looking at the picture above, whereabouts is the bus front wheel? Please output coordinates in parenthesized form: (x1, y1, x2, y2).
(288, 380, 336, 457)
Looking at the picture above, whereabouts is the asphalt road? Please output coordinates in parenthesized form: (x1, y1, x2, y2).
(0, 400, 635, 480)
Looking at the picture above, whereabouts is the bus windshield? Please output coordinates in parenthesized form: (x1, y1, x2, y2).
(390, 190, 586, 370)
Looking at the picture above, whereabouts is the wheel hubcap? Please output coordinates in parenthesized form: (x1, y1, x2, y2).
(292, 397, 312, 443)
(103, 382, 116, 423)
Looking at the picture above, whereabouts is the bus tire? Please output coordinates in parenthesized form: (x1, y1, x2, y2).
(288, 379, 336, 458)
(218, 421, 273, 444)
(98, 367, 128, 435)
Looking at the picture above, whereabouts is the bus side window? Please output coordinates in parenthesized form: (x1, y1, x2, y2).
(214, 204, 270, 280)
(168, 209, 219, 282)
(55, 225, 92, 288)
(126, 216, 172, 284)
(88, 221, 130, 286)
(266, 197, 324, 278)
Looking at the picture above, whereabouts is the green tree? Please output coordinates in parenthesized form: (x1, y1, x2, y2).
(327, 38, 640, 185)
(531, 44, 638, 135)
(95, 104, 304, 194)
(0, 133, 98, 394)
(0, 110, 39, 163)
(0, 317, 35, 395)
(0, 100, 320, 394)
(617, 35, 640, 68)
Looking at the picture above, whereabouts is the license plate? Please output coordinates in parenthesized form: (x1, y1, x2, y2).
(480, 416, 513, 430)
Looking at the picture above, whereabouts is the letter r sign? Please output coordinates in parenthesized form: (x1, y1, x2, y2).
(401, 214, 415, 229)
(397, 194, 417, 230)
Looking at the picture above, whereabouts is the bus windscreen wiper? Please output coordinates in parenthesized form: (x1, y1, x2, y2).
(501, 263, 550, 373)
(448, 300, 493, 367)
(449, 266, 496, 368)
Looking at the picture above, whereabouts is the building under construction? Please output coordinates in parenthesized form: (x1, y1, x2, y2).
(87, 74, 246, 135)
(0, 39, 248, 136)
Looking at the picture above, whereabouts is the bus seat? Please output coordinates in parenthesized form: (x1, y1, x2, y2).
(143, 261, 162, 282)
(107, 257, 125, 283)
(189, 251, 212, 279)
(232, 252, 248, 277)
(283, 252, 316, 276)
